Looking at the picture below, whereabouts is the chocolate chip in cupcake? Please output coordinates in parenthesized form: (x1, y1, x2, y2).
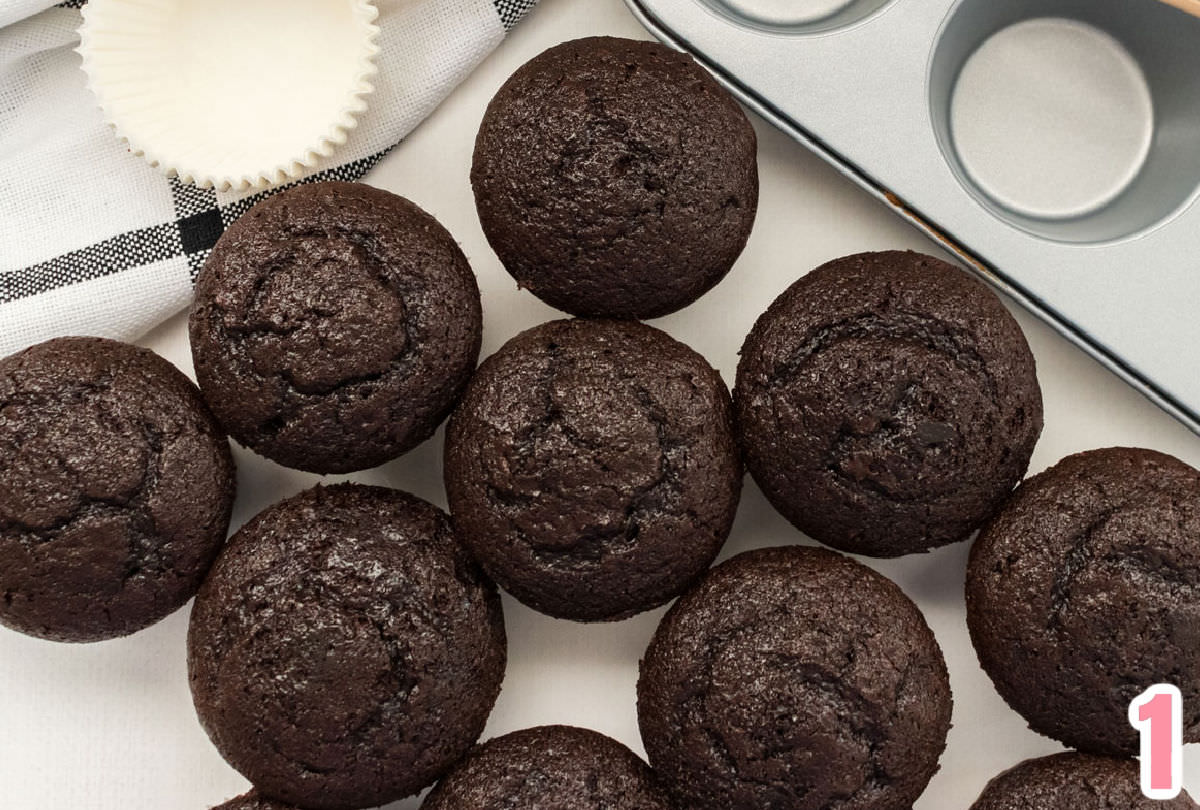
(0, 337, 235, 643)
(444, 318, 742, 622)
(189, 181, 482, 474)
(638, 545, 952, 810)
(472, 36, 758, 320)
(422, 725, 675, 810)
(734, 250, 1043, 557)
(188, 484, 506, 810)
(969, 752, 1198, 809)
(966, 446, 1200, 755)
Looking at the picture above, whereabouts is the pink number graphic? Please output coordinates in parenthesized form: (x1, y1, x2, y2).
(1129, 684, 1183, 800)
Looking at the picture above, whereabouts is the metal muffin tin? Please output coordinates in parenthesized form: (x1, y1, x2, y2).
(626, 0, 1200, 435)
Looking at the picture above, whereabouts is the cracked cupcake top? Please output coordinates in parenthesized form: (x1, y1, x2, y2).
(637, 545, 952, 810)
(0, 337, 234, 642)
(422, 725, 676, 810)
(472, 36, 758, 320)
(734, 250, 1043, 557)
(189, 181, 481, 474)
(967, 447, 1200, 755)
(969, 752, 1198, 809)
(444, 318, 742, 622)
(187, 484, 506, 810)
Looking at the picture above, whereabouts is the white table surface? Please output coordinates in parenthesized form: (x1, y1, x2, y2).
(2, 1, 1198, 807)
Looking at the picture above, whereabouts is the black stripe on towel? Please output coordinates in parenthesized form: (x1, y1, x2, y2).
(493, 0, 538, 31)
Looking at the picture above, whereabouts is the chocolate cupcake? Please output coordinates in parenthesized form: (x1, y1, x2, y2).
(734, 250, 1042, 557)
(969, 752, 1198, 809)
(638, 546, 952, 810)
(188, 484, 506, 810)
(472, 36, 758, 320)
(444, 319, 742, 622)
(966, 447, 1200, 755)
(212, 793, 297, 810)
(0, 337, 235, 643)
(189, 181, 482, 474)
(422, 725, 675, 810)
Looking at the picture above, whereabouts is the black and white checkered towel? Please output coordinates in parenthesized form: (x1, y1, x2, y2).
(0, 0, 537, 356)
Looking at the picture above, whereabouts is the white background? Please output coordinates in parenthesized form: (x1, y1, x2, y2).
(2, 0, 1198, 807)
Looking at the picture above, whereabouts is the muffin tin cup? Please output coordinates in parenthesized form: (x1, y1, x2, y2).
(627, 0, 1200, 436)
(930, 0, 1200, 244)
(79, 0, 380, 192)
(699, 0, 895, 34)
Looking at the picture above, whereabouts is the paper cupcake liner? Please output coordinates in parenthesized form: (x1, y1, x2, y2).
(79, 0, 380, 192)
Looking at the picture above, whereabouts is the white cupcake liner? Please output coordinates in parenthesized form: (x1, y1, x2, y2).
(79, 0, 380, 192)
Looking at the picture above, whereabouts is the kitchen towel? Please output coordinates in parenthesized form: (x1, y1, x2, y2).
(0, 0, 537, 356)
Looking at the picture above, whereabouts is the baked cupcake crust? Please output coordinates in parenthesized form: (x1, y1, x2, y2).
(638, 545, 952, 810)
(969, 752, 1198, 809)
(472, 36, 758, 320)
(188, 484, 506, 810)
(0, 337, 235, 642)
(422, 725, 675, 810)
(735, 250, 1042, 557)
(189, 181, 481, 474)
(967, 447, 1200, 755)
(444, 318, 742, 621)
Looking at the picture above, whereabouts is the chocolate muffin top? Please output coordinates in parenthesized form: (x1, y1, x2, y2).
(212, 792, 297, 810)
(189, 181, 482, 474)
(734, 250, 1043, 557)
(472, 36, 758, 320)
(0, 337, 235, 643)
(966, 447, 1200, 756)
(969, 752, 1198, 809)
(422, 725, 676, 810)
(638, 545, 952, 810)
(444, 319, 742, 621)
(188, 484, 506, 810)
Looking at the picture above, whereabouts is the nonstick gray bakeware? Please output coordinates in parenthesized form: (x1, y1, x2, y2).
(626, 0, 1200, 434)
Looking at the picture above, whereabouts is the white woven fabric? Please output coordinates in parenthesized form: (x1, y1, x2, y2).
(0, 0, 536, 356)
